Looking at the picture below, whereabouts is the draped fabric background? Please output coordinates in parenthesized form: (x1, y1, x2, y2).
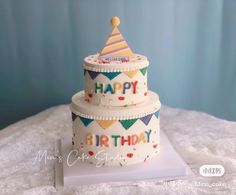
(0, 0, 236, 129)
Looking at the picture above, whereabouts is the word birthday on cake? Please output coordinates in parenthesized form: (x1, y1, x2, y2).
(95, 81, 138, 94)
(86, 130, 152, 147)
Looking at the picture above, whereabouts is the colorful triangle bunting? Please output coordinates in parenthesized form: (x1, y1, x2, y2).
(140, 114, 153, 125)
(96, 120, 117, 129)
(87, 70, 100, 80)
(119, 119, 137, 130)
(79, 116, 93, 127)
(154, 110, 160, 119)
(72, 113, 77, 121)
(124, 70, 139, 78)
(102, 72, 121, 80)
(140, 67, 148, 76)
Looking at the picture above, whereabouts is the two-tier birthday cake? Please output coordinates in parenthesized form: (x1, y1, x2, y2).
(70, 17, 161, 166)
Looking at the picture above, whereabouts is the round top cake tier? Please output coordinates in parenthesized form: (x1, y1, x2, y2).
(82, 16, 150, 107)
(71, 90, 161, 120)
(83, 54, 149, 107)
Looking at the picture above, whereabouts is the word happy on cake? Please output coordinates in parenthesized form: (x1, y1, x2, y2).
(95, 81, 138, 94)
(86, 130, 152, 147)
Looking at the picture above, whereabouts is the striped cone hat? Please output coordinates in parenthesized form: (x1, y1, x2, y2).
(99, 16, 134, 58)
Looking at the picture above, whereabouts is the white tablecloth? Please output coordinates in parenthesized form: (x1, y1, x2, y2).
(0, 105, 235, 195)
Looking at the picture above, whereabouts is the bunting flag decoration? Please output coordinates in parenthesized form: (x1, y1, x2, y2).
(140, 67, 148, 76)
(79, 116, 93, 127)
(86, 70, 122, 81)
(154, 110, 160, 119)
(86, 66, 148, 81)
(119, 119, 138, 130)
(87, 70, 100, 80)
(124, 70, 139, 78)
(101, 72, 121, 80)
(72, 113, 77, 121)
(74, 111, 160, 129)
(96, 120, 117, 129)
(99, 17, 134, 59)
(140, 114, 153, 125)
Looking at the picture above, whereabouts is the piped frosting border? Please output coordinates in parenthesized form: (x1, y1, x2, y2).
(83, 54, 149, 72)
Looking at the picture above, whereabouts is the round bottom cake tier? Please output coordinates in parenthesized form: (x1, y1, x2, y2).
(70, 90, 161, 167)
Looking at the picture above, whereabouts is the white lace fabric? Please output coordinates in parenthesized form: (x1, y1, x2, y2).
(0, 105, 235, 195)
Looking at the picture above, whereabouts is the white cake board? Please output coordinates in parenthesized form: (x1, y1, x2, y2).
(55, 130, 193, 187)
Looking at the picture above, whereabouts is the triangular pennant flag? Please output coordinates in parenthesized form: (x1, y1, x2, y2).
(72, 113, 77, 121)
(119, 119, 137, 130)
(102, 72, 121, 80)
(96, 120, 117, 129)
(154, 110, 160, 119)
(79, 116, 93, 126)
(140, 114, 153, 125)
(87, 70, 100, 80)
(140, 67, 148, 76)
(99, 17, 134, 58)
(124, 70, 139, 78)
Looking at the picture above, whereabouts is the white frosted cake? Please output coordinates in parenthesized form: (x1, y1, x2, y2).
(70, 17, 161, 166)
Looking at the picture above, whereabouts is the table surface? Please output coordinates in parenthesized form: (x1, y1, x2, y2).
(0, 105, 235, 195)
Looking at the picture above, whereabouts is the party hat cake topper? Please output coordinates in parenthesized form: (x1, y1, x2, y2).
(99, 16, 134, 61)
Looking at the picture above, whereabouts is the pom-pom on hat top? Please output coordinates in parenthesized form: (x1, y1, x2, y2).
(99, 16, 134, 59)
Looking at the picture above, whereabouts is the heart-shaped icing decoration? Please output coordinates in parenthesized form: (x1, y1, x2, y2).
(88, 151, 94, 156)
(88, 93, 93, 98)
(127, 153, 133, 158)
(153, 144, 158, 148)
(144, 92, 147, 96)
(118, 96, 125, 100)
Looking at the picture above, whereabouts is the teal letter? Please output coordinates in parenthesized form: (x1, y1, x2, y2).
(145, 129, 152, 143)
(104, 84, 114, 94)
(111, 135, 121, 147)
(95, 83, 103, 93)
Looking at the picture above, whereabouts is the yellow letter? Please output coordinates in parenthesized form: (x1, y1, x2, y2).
(86, 133, 93, 146)
(114, 82, 122, 93)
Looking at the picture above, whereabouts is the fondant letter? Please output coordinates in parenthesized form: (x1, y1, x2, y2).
(131, 135, 139, 145)
(121, 136, 131, 146)
(95, 83, 103, 93)
(100, 135, 109, 147)
(131, 81, 138, 94)
(114, 82, 122, 93)
(139, 133, 146, 143)
(95, 134, 99, 146)
(104, 84, 114, 94)
(86, 133, 93, 146)
(111, 135, 121, 147)
(144, 129, 152, 143)
(123, 82, 131, 94)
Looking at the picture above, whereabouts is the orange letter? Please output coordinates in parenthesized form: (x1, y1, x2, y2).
(100, 135, 109, 147)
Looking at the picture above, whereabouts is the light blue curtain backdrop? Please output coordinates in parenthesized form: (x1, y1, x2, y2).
(0, 0, 236, 129)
